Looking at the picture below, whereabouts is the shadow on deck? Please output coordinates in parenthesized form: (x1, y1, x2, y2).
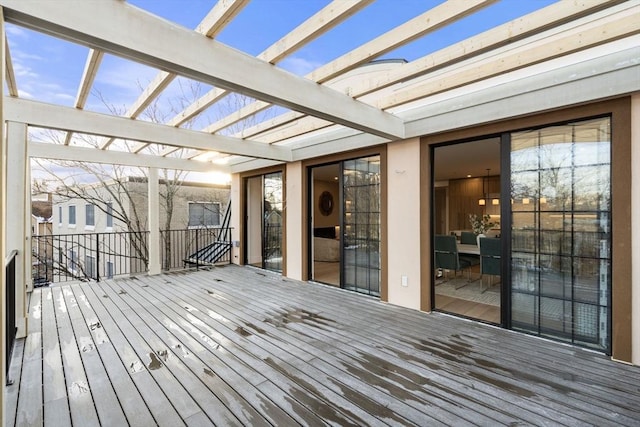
(6, 265, 640, 426)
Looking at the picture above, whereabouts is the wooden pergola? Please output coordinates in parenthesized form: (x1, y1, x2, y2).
(0, 0, 639, 418)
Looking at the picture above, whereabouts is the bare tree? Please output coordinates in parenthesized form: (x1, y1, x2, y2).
(31, 79, 258, 279)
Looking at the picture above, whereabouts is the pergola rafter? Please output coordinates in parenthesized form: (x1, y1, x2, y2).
(197, 0, 497, 138)
(4, 38, 17, 97)
(0, 0, 636, 168)
(238, 0, 640, 146)
(154, 0, 375, 157)
(101, 0, 250, 150)
(232, 0, 626, 144)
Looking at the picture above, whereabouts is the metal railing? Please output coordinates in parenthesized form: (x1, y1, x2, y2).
(5, 250, 18, 380)
(160, 227, 232, 271)
(32, 231, 149, 284)
(32, 228, 232, 284)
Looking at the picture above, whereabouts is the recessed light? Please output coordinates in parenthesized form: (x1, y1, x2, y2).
(466, 174, 472, 178)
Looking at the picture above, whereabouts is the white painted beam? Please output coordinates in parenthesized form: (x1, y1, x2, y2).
(346, 0, 629, 98)
(28, 141, 227, 173)
(244, 1, 640, 144)
(6, 122, 28, 338)
(4, 38, 17, 96)
(5, 98, 292, 161)
(0, 0, 405, 140)
(196, 0, 250, 38)
(64, 48, 104, 146)
(74, 49, 103, 109)
(309, 0, 496, 84)
(158, 0, 374, 136)
(147, 168, 161, 275)
(203, 0, 494, 136)
(104, 0, 249, 150)
(376, 6, 640, 109)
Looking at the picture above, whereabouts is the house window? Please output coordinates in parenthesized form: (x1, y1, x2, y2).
(188, 202, 221, 227)
(106, 203, 113, 228)
(69, 249, 78, 271)
(58, 206, 63, 225)
(106, 261, 114, 279)
(86, 255, 96, 279)
(86, 204, 95, 227)
(69, 205, 76, 226)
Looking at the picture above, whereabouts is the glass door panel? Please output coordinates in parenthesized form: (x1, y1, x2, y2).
(342, 156, 380, 296)
(263, 172, 283, 272)
(509, 117, 611, 352)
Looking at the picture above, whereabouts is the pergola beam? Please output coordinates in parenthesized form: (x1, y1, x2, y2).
(28, 141, 225, 173)
(4, 38, 17, 96)
(202, 0, 496, 137)
(103, 0, 250, 150)
(377, 5, 640, 109)
(153, 0, 374, 157)
(238, 0, 634, 144)
(5, 98, 292, 162)
(0, 0, 405, 141)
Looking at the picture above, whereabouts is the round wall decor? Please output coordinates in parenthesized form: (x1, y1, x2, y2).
(319, 191, 334, 216)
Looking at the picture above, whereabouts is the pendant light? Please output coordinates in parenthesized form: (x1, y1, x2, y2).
(478, 168, 490, 206)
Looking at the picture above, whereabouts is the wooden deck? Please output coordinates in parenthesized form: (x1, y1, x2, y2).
(5, 265, 640, 426)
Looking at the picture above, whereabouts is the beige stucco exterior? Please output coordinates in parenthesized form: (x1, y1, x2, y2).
(386, 138, 422, 310)
(285, 162, 303, 281)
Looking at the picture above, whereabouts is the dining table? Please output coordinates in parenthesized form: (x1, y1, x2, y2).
(457, 243, 480, 255)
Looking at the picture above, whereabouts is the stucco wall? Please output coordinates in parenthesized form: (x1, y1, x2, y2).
(286, 162, 303, 280)
(386, 138, 421, 310)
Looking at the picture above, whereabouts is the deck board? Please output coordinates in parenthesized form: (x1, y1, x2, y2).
(8, 265, 640, 426)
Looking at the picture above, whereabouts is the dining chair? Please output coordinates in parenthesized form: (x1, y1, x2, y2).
(460, 231, 477, 245)
(479, 237, 501, 292)
(434, 235, 479, 287)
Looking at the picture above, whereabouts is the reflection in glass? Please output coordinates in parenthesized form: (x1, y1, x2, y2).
(263, 172, 283, 272)
(510, 117, 611, 352)
(342, 156, 381, 296)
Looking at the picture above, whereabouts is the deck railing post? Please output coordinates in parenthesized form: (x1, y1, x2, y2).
(195, 228, 200, 271)
(96, 233, 100, 282)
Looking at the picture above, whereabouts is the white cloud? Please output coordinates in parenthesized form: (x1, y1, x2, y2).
(55, 93, 76, 102)
(12, 62, 38, 78)
(17, 89, 33, 99)
(5, 24, 28, 38)
(279, 56, 323, 76)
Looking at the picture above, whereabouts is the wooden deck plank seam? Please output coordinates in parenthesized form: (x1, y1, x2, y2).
(151, 273, 515, 426)
(178, 270, 640, 426)
(232, 270, 640, 422)
(72, 282, 190, 427)
(166, 272, 600, 426)
(79, 280, 214, 425)
(105, 276, 386, 427)
(95, 278, 273, 427)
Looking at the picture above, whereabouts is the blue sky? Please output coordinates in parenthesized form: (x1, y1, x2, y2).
(8, 0, 558, 126)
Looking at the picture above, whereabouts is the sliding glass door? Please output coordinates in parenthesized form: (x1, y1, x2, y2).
(342, 156, 381, 296)
(431, 116, 612, 353)
(510, 117, 611, 352)
(245, 172, 283, 273)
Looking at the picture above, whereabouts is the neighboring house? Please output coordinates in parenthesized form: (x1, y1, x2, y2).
(53, 177, 230, 234)
(49, 177, 230, 280)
